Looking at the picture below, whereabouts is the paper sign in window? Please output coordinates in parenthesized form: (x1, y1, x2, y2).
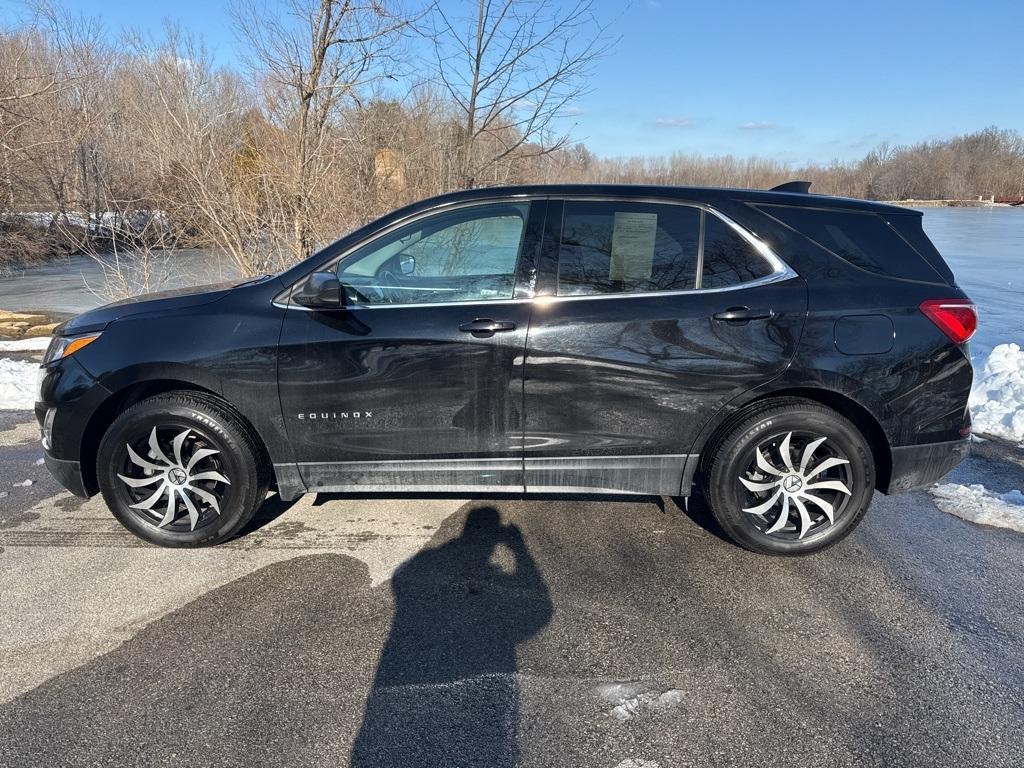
(609, 212, 657, 281)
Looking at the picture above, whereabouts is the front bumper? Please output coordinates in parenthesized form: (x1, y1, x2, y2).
(884, 438, 970, 493)
(35, 355, 110, 498)
(43, 453, 90, 498)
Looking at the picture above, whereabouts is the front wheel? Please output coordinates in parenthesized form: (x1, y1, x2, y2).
(97, 392, 269, 547)
(702, 400, 875, 555)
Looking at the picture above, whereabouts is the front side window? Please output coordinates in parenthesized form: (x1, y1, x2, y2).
(337, 203, 529, 305)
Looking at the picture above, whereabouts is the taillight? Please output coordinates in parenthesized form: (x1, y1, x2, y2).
(919, 299, 977, 344)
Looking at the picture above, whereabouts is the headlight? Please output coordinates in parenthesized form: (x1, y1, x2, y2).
(35, 364, 48, 401)
(42, 407, 56, 450)
(42, 333, 101, 365)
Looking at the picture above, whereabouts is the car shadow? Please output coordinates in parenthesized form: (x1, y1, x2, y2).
(233, 492, 302, 537)
(350, 505, 554, 767)
(670, 483, 733, 545)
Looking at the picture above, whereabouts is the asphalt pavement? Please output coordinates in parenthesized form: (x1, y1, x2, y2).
(1, 409, 1022, 767)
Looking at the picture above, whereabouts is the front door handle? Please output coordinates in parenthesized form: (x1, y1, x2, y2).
(712, 306, 775, 323)
(459, 318, 517, 334)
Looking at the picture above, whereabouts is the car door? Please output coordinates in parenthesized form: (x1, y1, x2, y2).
(277, 199, 545, 492)
(522, 198, 807, 495)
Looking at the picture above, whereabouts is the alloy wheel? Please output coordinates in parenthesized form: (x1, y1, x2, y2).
(737, 431, 853, 540)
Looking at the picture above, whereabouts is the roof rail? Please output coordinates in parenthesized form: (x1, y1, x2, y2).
(770, 180, 812, 194)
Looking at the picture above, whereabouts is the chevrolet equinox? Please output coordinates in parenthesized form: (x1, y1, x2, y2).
(37, 183, 976, 554)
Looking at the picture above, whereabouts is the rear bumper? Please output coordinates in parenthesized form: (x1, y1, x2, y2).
(883, 438, 970, 493)
(44, 453, 91, 498)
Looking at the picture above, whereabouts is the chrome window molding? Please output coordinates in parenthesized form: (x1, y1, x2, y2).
(531, 269, 797, 305)
(274, 194, 798, 311)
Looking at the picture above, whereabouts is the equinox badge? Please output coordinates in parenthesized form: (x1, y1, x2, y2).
(297, 411, 373, 420)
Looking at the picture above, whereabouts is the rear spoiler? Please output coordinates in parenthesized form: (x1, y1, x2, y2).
(770, 181, 812, 194)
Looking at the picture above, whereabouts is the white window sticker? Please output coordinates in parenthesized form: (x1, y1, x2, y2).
(609, 212, 658, 281)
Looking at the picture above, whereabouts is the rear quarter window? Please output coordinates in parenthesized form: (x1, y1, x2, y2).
(701, 213, 775, 288)
(756, 204, 948, 284)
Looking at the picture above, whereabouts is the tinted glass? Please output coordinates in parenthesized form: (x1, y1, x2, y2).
(883, 213, 953, 284)
(701, 214, 775, 288)
(338, 203, 528, 304)
(557, 201, 700, 296)
(758, 204, 945, 283)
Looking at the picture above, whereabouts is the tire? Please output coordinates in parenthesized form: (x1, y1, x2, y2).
(701, 399, 874, 556)
(97, 392, 269, 547)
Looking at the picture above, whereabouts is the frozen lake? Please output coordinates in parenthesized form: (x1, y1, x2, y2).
(917, 207, 1022, 363)
(0, 207, 1020, 362)
(0, 249, 240, 316)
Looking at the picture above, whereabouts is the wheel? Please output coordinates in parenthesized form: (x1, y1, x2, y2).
(97, 392, 269, 547)
(701, 399, 874, 555)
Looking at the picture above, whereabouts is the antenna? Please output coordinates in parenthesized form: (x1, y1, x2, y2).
(770, 181, 812, 194)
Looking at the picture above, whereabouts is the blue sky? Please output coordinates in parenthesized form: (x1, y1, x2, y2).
(15, 0, 1024, 163)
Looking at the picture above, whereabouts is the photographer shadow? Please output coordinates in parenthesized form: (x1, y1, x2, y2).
(351, 506, 553, 767)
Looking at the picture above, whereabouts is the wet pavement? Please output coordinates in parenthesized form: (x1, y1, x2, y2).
(0, 409, 1022, 767)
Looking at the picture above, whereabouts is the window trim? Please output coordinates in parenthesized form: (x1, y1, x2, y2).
(275, 194, 798, 310)
(549, 196, 797, 301)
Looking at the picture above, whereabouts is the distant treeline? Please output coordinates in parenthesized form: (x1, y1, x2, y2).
(1, 1, 1021, 276)
(575, 127, 1024, 202)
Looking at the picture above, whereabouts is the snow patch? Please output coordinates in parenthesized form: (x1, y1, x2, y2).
(596, 681, 684, 721)
(930, 483, 1024, 533)
(12, 478, 33, 487)
(0, 358, 39, 410)
(0, 337, 50, 352)
(969, 343, 1024, 444)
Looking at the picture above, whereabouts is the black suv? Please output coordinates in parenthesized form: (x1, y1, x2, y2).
(37, 184, 975, 554)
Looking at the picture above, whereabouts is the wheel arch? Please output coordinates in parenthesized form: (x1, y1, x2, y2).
(79, 379, 274, 496)
(691, 386, 892, 494)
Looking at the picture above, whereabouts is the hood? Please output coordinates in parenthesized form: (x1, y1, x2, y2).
(59, 281, 237, 335)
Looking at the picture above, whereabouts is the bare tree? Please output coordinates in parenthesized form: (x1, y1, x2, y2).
(431, 0, 611, 188)
(77, 210, 176, 303)
(233, 0, 414, 260)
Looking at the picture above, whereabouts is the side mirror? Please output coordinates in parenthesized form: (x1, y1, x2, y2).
(399, 254, 416, 275)
(294, 271, 343, 308)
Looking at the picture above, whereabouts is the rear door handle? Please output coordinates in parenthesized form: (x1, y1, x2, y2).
(712, 306, 775, 323)
(459, 318, 517, 334)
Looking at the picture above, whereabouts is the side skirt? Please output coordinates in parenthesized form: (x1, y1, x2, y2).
(276, 454, 697, 497)
(524, 454, 694, 496)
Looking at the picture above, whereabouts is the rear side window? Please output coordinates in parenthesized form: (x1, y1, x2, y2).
(557, 201, 700, 296)
(556, 202, 779, 296)
(758, 204, 946, 283)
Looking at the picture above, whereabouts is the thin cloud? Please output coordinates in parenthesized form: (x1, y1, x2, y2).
(655, 116, 692, 128)
(563, 106, 585, 117)
(738, 121, 776, 130)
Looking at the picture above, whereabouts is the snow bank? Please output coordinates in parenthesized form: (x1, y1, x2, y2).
(595, 682, 684, 721)
(930, 483, 1024, 533)
(0, 337, 50, 352)
(0, 358, 39, 410)
(969, 343, 1024, 444)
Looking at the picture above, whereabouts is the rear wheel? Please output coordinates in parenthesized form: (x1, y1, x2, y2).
(702, 400, 874, 555)
(97, 392, 268, 547)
